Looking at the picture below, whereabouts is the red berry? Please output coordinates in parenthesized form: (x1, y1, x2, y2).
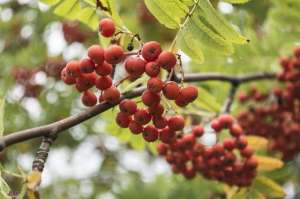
(241, 146, 254, 158)
(128, 120, 143, 134)
(143, 125, 159, 142)
(147, 77, 163, 93)
(148, 103, 164, 116)
(125, 57, 146, 77)
(236, 136, 248, 149)
(175, 95, 189, 107)
(157, 51, 177, 71)
(223, 139, 236, 151)
(141, 41, 162, 61)
(168, 115, 185, 131)
(134, 109, 151, 125)
(219, 114, 234, 128)
(95, 76, 113, 90)
(116, 112, 132, 128)
(99, 18, 115, 37)
(192, 125, 204, 137)
(279, 56, 290, 69)
(294, 46, 300, 58)
(183, 167, 196, 180)
(79, 58, 95, 73)
(104, 45, 124, 65)
(157, 143, 168, 155)
(61, 68, 76, 84)
(81, 90, 97, 107)
(103, 86, 120, 103)
(211, 119, 221, 132)
(87, 45, 104, 65)
(153, 116, 168, 129)
(95, 61, 113, 76)
(230, 124, 243, 137)
(141, 90, 160, 107)
(163, 81, 180, 100)
(182, 134, 196, 148)
(159, 127, 175, 144)
(180, 86, 198, 103)
(119, 99, 137, 115)
(245, 157, 258, 170)
(145, 62, 160, 77)
(66, 60, 81, 78)
(75, 73, 97, 92)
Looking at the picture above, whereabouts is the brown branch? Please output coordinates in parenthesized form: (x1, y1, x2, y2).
(221, 83, 239, 114)
(0, 72, 276, 151)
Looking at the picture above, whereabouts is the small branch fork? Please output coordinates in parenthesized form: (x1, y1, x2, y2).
(0, 72, 276, 151)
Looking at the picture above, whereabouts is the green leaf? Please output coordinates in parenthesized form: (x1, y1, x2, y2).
(253, 176, 286, 198)
(144, 0, 189, 29)
(0, 99, 4, 137)
(103, 0, 126, 28)
(223, 0, 251, 4)
(39, 0, 61, 5)
(231, 188, 266, 199)
(192, 87, 222, 112)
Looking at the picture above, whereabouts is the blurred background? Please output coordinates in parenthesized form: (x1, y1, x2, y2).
(0, 0, 300, 198)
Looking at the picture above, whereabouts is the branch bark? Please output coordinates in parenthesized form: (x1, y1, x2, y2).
(0, 72, 276, 151)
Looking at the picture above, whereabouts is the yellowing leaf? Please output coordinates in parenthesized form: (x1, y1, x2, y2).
(246, 136, 268, 151)
(223, 0, 251, 4)
(27, 170, 41, 191)
(255, 156, 284, 171)
(253, 176, 286, 198)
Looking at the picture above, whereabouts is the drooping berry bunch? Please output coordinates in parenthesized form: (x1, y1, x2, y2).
(157, 114, 257, 187)
(238, 46, 300, 161)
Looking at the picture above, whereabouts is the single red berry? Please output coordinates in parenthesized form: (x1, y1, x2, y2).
(175, 95, 189, 107)
(147, 77, 163, 93)
(229, 124, 243, 137)
(180, 85, 198, 103)
(157, 51, 177, 71)
(153, 116, 168, 129)
(245, 157, 258, 170)
(211, 119, 222, 132)
(125, 57, 146, 77)
(182, 134, 196, 148)
(168, 115, 185, 131)
(87, 45, 105, 65)
(119, 99, 137, 115)
(79, 58, 95, 73)
(143, 125, 159, 142)
(145, 62, 160, 77)
(116, 112, 132, 128)
(219, 114, 234, 128)
(223, 138, 236, 151)
(104, 45, 124, 65)
(236, 136, 248, 149)
(183, 167, 196, 180)
(279, 56, 290, 69)
(128, 120, 144, 134)
(141, 41, 162, 61)
(95, 76, 113, 90)
(61, 68, 76, 84)
(148, 103, 164, 116)
(163, 81, 180, 100)
(66, 60, 81, 78)
(134, 109, 151, 125)
(192, 125, 204, 137)
(212, 144, 225, 156)
(241, 146, 254, 158)
(75, 73, 97, 92)
(293, 46, 300, 58)
(99, 18, 115, 37)
(81, 90, 97, 107)
(159, 127, 175, 144)
(95, 61, 113, 76)
(157, 143, 168, 155)
(103, 86, 120, 103)
(141, 90, 160, 107)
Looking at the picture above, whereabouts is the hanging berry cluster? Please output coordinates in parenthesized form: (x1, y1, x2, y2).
(157, 114, 257, 186)
(238, 46, 300, 161)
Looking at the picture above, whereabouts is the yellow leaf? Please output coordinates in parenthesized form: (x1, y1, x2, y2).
(255, 156, 284, 171)
(27, 170, 41, 191)
(246, 136, 268, 151)
(253, 176, 286, 198)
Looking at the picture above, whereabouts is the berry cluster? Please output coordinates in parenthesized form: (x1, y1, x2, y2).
(62, 21, 94, 44)
(157, 114, 257, 186)
(238, 46, 300, 161)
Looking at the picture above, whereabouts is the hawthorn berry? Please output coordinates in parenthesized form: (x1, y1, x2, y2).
(211, 119, 222, 132)
(168, 115, 185, 131)
(81, 90, 97, 107)
(157, 143, 168, 155)
(141, 90, 160, 107)
(219, 114, 234, 128)
(153, 116, 168, 129)
(119, 99, 137, 115)
(245, 157, 258, 170)
(61, 68, 76, 85)
(180, 85, 198, 103)
(128, 120, 143, 134)
(182, 134, 196, 148)
(157, 51, 177, 71)
(145, 62, 160, 77)
(159, 127, 175, 144)
(141, 41, 162, 61)
(79, 58, 95, 73)
(95, 76, 113, 90)
(148, 103, 164, 116)
(75, 73, 97, 92)
(66, 60, 81, 78)
(99, 18, 115, 38)
(125, 57, 146, 77)
(87, 45, 105, 65)
(143, 125, 159, 142)
(229, 123, 243, 137)
(116, 112, 132, 128)
(104, 45, 124, 64)
(175, 95, 189, 107)
(236, 136, 248, 149)
(95, 61, 113, 76)
(163, 81, 180, 100)
(293, 46, 300, 58)
(147, 77, 164, 93)
(192, 125, 204, 137)
(241, 146, 254, 158)
(102, 86, 120, 103)
(223, 138, 235, 151)
(134, 109, 151, 125)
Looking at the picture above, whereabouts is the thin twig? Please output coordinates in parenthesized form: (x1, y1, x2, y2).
(221, 83, 239, 114)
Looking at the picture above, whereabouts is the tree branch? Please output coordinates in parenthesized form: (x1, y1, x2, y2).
(0, 72, 276, 151)
(221, 83, 239, 114)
